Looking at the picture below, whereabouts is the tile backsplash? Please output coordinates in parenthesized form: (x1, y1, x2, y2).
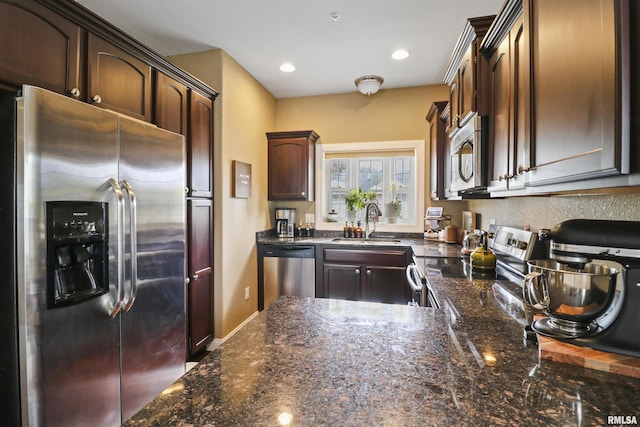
(467, 192, 640, 231)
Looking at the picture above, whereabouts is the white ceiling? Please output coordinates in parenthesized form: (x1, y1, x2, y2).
(76, 0, 504, 99)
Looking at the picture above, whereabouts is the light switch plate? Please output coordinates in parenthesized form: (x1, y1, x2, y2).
(305, 213, 315, 224)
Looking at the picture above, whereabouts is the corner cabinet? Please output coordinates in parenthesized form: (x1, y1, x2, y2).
(267, 130, 319, 201)
(317, 247, 412, 305)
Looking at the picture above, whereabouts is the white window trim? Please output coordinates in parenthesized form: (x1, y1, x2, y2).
(315, 140, 425, 233)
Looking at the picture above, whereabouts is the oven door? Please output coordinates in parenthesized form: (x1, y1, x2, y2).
(449, 114, 487, 193)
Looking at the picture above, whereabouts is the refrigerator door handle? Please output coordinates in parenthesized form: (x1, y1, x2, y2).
(121, 180, 138, 311)
(108, 178, 126, 317)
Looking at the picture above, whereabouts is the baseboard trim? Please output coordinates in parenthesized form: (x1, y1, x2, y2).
(207, 310, 260, 351)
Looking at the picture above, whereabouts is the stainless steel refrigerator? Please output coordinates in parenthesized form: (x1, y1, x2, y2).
(5, 85, 187, 426)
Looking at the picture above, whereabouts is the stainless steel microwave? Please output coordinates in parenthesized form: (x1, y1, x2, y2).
(449, 114, 488, 194)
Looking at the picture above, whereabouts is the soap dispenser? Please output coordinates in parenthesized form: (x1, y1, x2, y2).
(470, 231, 496, 271)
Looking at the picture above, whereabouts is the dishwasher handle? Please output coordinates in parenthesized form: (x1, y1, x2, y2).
(263, 245, 315, 258)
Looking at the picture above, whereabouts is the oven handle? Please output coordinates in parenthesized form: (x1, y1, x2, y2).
(406, 264, 424, 292)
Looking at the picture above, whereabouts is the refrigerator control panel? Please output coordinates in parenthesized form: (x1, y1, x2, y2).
(46, 201, 109, 308)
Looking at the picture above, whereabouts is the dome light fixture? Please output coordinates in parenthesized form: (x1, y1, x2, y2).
(354, 75, 384, 96)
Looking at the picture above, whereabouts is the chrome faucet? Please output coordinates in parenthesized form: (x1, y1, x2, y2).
(365, 202, 382, 238)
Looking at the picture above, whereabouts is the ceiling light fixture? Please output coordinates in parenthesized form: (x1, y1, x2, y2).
(354, 75, 384, 96)
(391, 49, 410, 60)
(279, 63, 295, 72)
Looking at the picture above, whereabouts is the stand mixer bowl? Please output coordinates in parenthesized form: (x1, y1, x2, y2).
(524, 259, 618, 337)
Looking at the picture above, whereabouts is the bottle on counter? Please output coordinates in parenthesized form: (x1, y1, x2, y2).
(355, 221, 362, 238)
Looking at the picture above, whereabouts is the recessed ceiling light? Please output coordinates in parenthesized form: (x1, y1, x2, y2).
(279, 63, 295, 72)
(391, 49, 410, 60)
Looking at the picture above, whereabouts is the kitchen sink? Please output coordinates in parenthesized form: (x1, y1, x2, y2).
(331, 238, 404, 245)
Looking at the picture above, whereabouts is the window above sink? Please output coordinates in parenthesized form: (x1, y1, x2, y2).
(315, 140, 425, 233)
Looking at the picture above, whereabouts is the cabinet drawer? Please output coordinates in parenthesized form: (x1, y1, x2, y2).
(323, 248, 407, 266)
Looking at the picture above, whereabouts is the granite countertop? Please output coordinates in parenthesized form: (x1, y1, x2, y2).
(126, 239, 640, 426)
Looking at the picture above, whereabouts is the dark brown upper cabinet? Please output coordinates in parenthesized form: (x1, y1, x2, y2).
(155, 72, 188, 136)
(481, 3, 530, 193)
(426, 101, 450, 200)
(188, 91, 214, 198)
(87, 34, 152, 122)
(267, 130, 319, 201)
(0, 0, 81, 96)
(525, 0, 630, 186)
(443, 16, 495, 136)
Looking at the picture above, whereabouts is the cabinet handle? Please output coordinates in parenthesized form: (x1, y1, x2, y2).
(355, 268, 360, 275)
(92, 95, 102, 104)
(70, 88, 80, 98)
(301, 191, 305, 197)
(193, 273, 199, 281)
(192, 187, 198, 193)
(184, 187, 189, 194)
(498, 174, 506, 181)
(517, 164, 531, 175)
(185, 277, 190, 285)
(366, 269, 371, 276)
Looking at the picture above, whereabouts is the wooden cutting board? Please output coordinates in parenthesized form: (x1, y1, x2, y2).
(537, 333, 640, 378)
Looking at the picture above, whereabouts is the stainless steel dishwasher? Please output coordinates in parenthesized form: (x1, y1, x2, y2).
(263, 245, 315, 308)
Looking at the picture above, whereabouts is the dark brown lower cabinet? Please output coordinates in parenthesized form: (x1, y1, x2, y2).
(187, 199, 213, 358)
(320, 248, 412, 305)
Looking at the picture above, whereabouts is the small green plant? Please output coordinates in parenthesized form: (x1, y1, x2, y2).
(391, 197, 402, 216)
(388, 181, 402, 218)
(345, 187, 377, 212)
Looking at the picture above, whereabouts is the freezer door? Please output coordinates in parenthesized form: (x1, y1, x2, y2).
(117, 117, 186, 421)
(17, 86, 122, 426)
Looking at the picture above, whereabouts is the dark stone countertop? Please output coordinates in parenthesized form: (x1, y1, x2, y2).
(126, 240, 640, 426)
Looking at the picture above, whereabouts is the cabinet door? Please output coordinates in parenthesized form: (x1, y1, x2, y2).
(0, 0, 81, 95)
(427, 101, 448, 200)
(363, 265, 411, 304)
(458, 46, 475, 127)
(188, 91, 214, 198)
(527, 0, 629, 186)
(155, 72, 188, 136)
(448, 78, 460, 134)
(322, 263, 361, 301)
(268, 136, 311, 200)
(87, 34, 152, 121)
(488, 35, 511, 192)
(187, 199, 214, 357)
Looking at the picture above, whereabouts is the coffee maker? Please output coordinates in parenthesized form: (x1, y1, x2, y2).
(524, 219, 640, 357)
(275, 207, 296, 237)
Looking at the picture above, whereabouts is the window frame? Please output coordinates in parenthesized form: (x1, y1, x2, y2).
(315, 140, 425, 233)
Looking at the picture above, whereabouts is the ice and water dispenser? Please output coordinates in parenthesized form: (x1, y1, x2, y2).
(46, 201, 108, 308)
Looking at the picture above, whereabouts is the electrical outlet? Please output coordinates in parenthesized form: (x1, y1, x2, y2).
(244, 286, 250, 301)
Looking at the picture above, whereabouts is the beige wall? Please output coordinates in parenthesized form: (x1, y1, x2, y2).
(169, 49, 275, 338)
(273, 85, 457, 221)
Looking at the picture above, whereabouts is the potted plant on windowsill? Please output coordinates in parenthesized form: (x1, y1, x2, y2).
(385, 182, 402, 223)
(345, 187, 376, 222)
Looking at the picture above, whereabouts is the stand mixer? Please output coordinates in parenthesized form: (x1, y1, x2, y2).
(523, 219, 640, 358)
